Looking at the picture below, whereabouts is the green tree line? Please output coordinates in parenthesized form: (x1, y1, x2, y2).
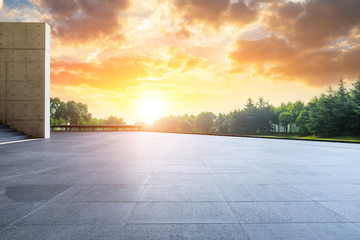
(51, 79, 360, 137)
(152, 79, 360, 137)
(50, 97, 125, 125)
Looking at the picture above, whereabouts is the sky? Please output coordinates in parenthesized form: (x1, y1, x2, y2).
(1, 0, 360, 124)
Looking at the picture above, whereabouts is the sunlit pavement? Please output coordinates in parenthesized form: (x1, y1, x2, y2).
(1, 132, 360, 239)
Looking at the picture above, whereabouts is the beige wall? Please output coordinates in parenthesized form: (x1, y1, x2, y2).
(0, 22, 50, 138)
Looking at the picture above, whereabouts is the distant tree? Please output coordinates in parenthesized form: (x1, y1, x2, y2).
(103, 116, 126, 125)
(194, 112, 216, 133)
(244, 98, 256, 110)
(50, 97, 68, 125)
(66, 101, 82, 125)
(279, 112, 294, 133)
(77, 102, 92, 124)
(350, 79, 360, 135)
(152, 116, 179, 132)
(89, 117, 104, 125)
(215, 113, 229, 134)
(177, 119, 193, 132)
(296, 110, 311, 135)
(334, 80, 351, 135)
(307, 88, 338, 137)
(289, 100, 305, 119)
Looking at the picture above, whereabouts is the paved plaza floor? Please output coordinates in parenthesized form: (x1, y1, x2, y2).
(1, 132, 360, 239)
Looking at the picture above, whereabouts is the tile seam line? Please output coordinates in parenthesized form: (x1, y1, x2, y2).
(6, 222, 360, 226)
(200, 156, 252, 240)
(12, 223, 253, 226)
(274, 176, 355, 224)
(0, 184, 74, 234)
(124, 164, 155, 226)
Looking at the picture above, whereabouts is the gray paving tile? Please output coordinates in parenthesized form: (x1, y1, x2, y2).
(0, 225, 122, 240)
(120, 224, 249, 240)
(53, 185, 145, 203)
(206, 164, 260, 174)
(95, 165, 154, 174)
(242, 223, 360, 240)
(129, 202, 238, 223)
(325, 171, 360, 184)
(320, 202, 360, 222)
(4, 173, 82, 185)
(292, 184, 360, 201)
(17, 203, 135, 225)
(0, 202, 42, 226)
(139, 185, 225, 201)
(213, 174, 283, 185)
(154, 166, 209, 173)
(0, 185, 71, 203)
(229, 202, 347, 223)
(274, 173, 348, 185)
(146, 173, 215, 185)
(219, 184, 311, 201)
(78, 173, 151, 185)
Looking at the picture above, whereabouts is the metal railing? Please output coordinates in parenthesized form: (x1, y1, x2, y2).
(51, 125, 142, 132)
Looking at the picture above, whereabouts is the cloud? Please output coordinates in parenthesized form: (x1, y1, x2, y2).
(229, 36, 360, 86)
(227, 0, 360, 86)
(31, 0, 131, 44)
(0, 0, 3, 10)
(168, 0, 261, 31)
(51, 56, 148, 90)
(264, 0, 360, 48)
(51, 46, 208, 91)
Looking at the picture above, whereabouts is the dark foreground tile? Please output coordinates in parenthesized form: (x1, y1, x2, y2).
(139, 185, 225, 201)
(17, 203, 135, 225)
(243, 223, 360, 240)
(229, 202, 346, 223)
(53, 185, 145, 203)
(78, 173, 151, 185)
(219, 184, 311, 202)
(0, 202, 42, 227)
(0, 225, 123, 240)
(0, 185, 71, 203)
(146, 173, 215, 185)
(129, 202, 238, 224)
(120, 224, 249, 240)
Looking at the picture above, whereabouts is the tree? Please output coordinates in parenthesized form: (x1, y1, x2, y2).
(194, 112, 215, 133)
(77, 102, 92, 124)
(152, 116, 179, 132)
(349, 79, 360, 135)
(279, 112, 294, 133)
(103, 116, 126, 125)
(296, 110, 310, 135)
(66, 101, 82, 125)
(177, 118, 193, 132)
(50, 97, 68, 125)
(289, 100, 305, 119)
(333, 79, 351, 135)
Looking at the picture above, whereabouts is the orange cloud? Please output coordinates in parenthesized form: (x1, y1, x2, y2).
(31, 0, 131, 44)
(51, 46, 208, 91)
(168, 0, 261, 31)
(264, 0, 360, 48)
(51, 56, 148, 90)
(229, 36, 360, 86)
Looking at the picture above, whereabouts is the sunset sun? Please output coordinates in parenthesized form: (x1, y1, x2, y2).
(136, 96, 165, 124)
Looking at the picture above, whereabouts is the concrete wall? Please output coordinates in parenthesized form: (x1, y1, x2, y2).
(0, 22, 50, 138)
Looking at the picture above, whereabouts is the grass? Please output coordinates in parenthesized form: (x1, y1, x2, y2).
(249, 133, 360, 143)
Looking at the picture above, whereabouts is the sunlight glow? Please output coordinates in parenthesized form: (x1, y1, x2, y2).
(136, 96, 165, 124)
